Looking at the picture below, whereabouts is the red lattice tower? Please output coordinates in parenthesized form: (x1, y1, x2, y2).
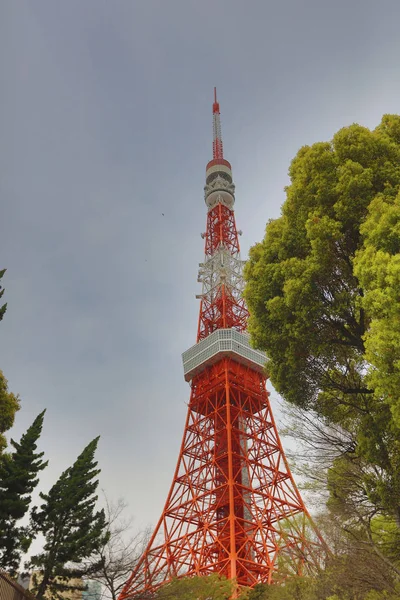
(119, 90, 327, 599)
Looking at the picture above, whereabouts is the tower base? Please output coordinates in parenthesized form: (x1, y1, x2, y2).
(119, 359, 326, 599)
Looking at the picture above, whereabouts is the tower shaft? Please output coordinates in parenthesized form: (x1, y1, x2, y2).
(119, 92, 326, 599)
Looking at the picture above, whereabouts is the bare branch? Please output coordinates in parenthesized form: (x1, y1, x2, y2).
(84, 493, 150, 600)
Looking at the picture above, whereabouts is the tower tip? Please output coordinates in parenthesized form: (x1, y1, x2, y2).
(211, 87, 225, 162)
(213, 87, 220, 114)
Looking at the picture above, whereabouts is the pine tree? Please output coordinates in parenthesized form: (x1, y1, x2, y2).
(28, 437, 108, 600)
(0, 410, 47, 571)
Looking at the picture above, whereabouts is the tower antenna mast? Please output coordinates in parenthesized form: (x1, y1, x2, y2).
(213, 86, 224, 159)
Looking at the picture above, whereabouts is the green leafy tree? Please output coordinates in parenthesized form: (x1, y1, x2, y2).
(0, 410, 48, 571)
(246, 553, 399, 600)
(313, 545, 400, 600)
(0, 370, 20, 455)
(151, 566, 398, 600)
(247, 577, 316, 600)
(154, 574, 235, 600)
(244, 116, 400, 548)
(354, 190, 400, 430)
(0, 270, 20, 454)
(28, 437, 108, 600)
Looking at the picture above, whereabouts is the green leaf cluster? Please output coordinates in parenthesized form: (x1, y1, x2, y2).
(155, 574, 235, 600)
(355, 192, 400, 429)
(244, 115, 400, 550)
(0, 370, 20, 455)
(154, 568, 400, 600)
(247, 577, 316, 600)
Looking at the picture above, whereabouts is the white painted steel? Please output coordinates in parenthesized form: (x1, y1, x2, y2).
(205, 163, 232, 180)
(182, 329, 266, 382)
(197, 246, 245, 307)
(204, 173, 235, 209)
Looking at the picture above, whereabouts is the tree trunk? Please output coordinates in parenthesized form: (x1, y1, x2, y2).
(36, 570, 51, 600)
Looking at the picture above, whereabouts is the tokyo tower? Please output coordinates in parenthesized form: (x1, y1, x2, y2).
(119, 90, 326, 598)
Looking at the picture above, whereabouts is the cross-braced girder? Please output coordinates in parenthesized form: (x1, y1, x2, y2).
(197, 203, 248, 341)
(119, 360, 326, 599)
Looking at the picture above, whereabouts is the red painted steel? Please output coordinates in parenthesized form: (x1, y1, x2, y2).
(212, 87, 224, 160)
(118, 93, 326, 599)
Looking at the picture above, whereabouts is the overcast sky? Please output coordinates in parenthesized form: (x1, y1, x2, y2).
(1, 0, 400, 537)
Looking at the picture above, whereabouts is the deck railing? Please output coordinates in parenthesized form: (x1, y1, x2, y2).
(0, 569, 36, 600)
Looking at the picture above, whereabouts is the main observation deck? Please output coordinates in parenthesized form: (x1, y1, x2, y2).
(182, 329, 267, 382)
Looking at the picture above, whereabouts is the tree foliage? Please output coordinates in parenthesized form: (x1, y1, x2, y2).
(154, 574, 235, 600)
(0, 269, 20, 455)
(150, 565, 400, 600)
(28, 437, 108, 600)
(244, 115, 400, 554)
(247, 578, 316, 600)
(0, 370, 20, 455)
(0, 410, 48, 571)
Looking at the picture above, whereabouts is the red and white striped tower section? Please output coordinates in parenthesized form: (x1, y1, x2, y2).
(119, 90, 327, 599)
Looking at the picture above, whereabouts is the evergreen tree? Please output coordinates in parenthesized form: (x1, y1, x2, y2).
(28, 437, 108, 600)
(0, 410, 47, 571)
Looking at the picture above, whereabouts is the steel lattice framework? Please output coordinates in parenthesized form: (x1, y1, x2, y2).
(119, 90, 327, 599)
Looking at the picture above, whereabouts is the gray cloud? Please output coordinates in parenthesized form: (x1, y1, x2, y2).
(2, 0, 400, 530)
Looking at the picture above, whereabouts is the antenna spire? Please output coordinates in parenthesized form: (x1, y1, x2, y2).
(212, 87, 223, 159)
